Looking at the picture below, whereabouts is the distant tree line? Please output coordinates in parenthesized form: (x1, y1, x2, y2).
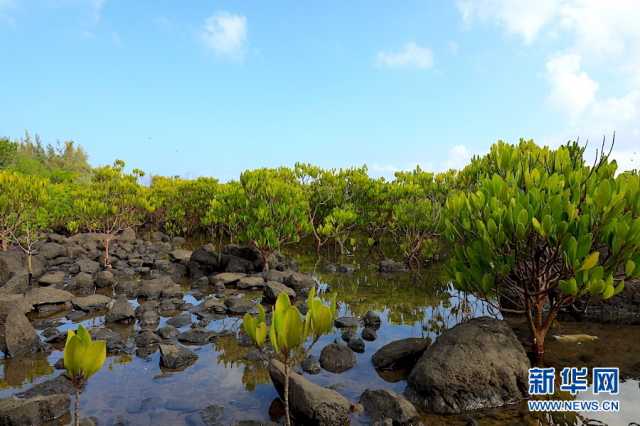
(1, 131, 639, 358)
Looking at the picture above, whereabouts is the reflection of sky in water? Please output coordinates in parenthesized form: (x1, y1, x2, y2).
(0, 260, 638, 425)
(576, 379, 639, 425)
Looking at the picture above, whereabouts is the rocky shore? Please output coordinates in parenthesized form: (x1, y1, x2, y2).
(0, 229, 631, 425)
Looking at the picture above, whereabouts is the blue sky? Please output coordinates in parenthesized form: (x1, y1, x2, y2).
(1, 1, 639, 180)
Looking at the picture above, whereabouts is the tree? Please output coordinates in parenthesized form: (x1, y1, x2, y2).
(0, 172, 51, 285)
(295, 164, 358, 255)
(445, 140, 640, 360)
(10, 176, 51, 285)
(0, 171, 23, 251)
(0, 138, 17, 169)
(204, 181, 245, 244)
(243, 289, 337, 425)
(149, 176, 219, 237)
(70, 160, 151, 268)
(206, 168, 309, 270)
(388, 167, 445, 268)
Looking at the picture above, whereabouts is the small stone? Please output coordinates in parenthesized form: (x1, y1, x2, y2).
(236, 276, 265, 290)
(319, 342, 356, 373)
(0, 394, 70, 424)
(363, 311, 381, 329)
(157, 325, 178, 340)
(166, 312, 192, 328)
(38, 271, 66, 286)
(72, 294, 112, 312)
(362, 327, 377, 341)
(105, 295, 135, 323)
(177, 328, 216, 345)
(135, 330, 161, 347)
(263, 281, 296, 303)
(301, 355, 321, 375)
(360, 389, 420, 425)
(348, 337, 365, 353)
(335, 316, 359, 328)
(96, 270, 115, 288)
(372, 338, 430, 371)
(159, 343, 198, 370)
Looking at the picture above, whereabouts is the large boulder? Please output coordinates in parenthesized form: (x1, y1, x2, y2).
(0, 394, 70, 425)
(359, 389, 420, 426)
(406, 317, 529, 414)
(0, 307, 42, 357)
(319, 342, 356, 373)
(269, 359, 351, 425)
(159, 343, 198, 370)
(371, 338, 430, 371)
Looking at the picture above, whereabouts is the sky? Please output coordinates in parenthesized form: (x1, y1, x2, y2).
(1, 0, 639, 180)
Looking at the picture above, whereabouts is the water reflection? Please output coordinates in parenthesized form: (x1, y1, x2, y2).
(0, 354, 53, 389)
(211, 335, 271, 391)
(0, 253, 638, 425)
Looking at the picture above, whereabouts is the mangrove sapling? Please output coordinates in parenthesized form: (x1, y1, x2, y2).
(207, 168, 310, 270)
(149, 176, 219, 237)
(294, 164, 360, 256)
(0, 171, 24, 252)
(6, 174, 51, 285)
(445, 139, 640, 360)
(387, 167, 447, 269)
(242, 289, 337, 425)
(64, 325, 107, 426)
(70, 161, 151, 268)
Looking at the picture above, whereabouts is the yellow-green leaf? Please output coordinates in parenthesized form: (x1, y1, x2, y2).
(579, 251, 599, 271)
(626, 260, 636, 277)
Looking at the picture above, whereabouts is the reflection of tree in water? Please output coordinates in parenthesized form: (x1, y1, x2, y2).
(421, 289, 498, 337)
(108, 354, 133, 370)
(315, 266, 451, 326)
(0, 354, 54, 389)
(211, 335, 270, 392)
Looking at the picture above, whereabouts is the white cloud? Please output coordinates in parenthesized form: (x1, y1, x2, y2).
(369, 145, 477, 179)
(545, 53, 598, 119)
(0, 0, 15, 25)
(444, 145, 473, 170)
(376, 42, 433, 70)
(457, 0, 557, 44)
(457, 1, 640, 171)
(89, 0, 106, 24)
(201, 12, 247, 59)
